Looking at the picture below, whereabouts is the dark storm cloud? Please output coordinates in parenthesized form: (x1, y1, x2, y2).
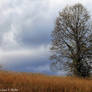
(18, 22, 53, 47)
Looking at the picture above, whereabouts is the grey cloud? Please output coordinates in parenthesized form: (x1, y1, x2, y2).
(0, 0, 92, 75)
(0, 0, 54, 49)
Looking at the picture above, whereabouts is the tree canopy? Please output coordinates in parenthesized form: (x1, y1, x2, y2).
(50, 3, 92, 77)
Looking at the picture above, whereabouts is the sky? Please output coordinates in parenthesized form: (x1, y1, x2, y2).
(0, 0, 92, 75)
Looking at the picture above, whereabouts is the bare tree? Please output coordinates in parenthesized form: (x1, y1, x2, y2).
(50, 3, 92, 77)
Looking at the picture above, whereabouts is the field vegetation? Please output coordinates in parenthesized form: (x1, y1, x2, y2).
(0, 71, 91, 92)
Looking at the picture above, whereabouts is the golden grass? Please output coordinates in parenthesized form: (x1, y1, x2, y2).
(0, 71, 91, 92)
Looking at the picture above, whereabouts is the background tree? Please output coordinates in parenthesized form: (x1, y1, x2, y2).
(50, 3, 92, 77)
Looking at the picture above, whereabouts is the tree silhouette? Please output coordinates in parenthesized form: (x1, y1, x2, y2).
(50, 3, 92, 77)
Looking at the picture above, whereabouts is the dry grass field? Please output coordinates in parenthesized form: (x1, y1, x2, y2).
(0, 71, 91, 92)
